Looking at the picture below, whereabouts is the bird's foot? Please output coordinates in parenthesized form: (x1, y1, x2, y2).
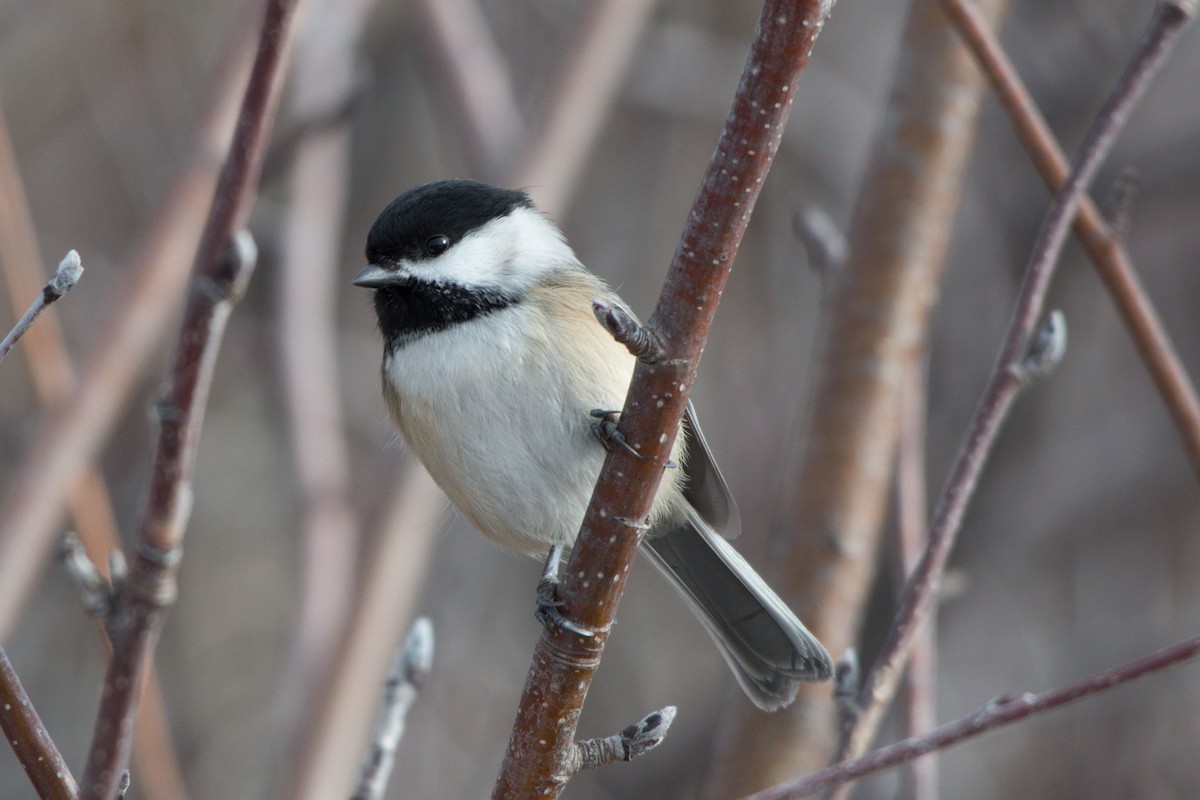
(535, 543, 594, 638)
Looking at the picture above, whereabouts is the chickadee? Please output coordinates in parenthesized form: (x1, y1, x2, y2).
(354, 179, 832, 710)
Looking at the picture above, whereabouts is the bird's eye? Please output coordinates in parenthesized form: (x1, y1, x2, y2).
(425, 234, 450, 256)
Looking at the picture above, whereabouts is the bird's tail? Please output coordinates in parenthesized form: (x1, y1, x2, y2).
(643, 515, 832, 711)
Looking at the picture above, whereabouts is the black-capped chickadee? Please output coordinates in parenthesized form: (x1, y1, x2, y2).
(354, 179, 832, 710)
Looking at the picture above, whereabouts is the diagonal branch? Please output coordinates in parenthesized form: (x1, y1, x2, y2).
(940, 0, 1200, 480)
(0, 15, 262, 643)
(76, 0, 303, 796)
(0, 252, 83, 366)
(0, 646, 77, 800)
(491, 2, 834, 797)
(741, 634, 1200, 799)
(704, 1, 1009, 793)
(833, 0, 1197, 768)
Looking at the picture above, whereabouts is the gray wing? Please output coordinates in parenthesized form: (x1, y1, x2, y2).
(682, 401, 741, 539)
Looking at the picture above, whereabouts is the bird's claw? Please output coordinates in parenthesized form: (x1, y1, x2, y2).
(535, 544, 594, 637)
(590, 409, 643, 458)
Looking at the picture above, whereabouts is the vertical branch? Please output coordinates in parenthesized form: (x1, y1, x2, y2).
(492, 2, 833, 797)
(274, 0, 377, 755)
(940, 0, 1200, 480)
(412, 0, 523, 175)
(892, 362, 937, 800)
(705, 0, 1009, 794)
(835, 0, 1197, 768)
(76, 0, 303, 796)
(511, 0, 660, 217)
(0, 647, 77, 799)
(286, 462, 443, 800)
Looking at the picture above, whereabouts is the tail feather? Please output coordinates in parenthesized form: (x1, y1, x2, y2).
(644, 514, 832, 710)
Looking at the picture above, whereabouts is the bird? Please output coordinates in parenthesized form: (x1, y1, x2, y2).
(353, 178, 832, 710)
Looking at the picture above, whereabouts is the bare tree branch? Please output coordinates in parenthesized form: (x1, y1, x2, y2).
(287, 461, 443, 800)
(0, 15, 262, 642)
(940, 0, 1200, 481)
(0, 646, 77, 800)
(412, 0, 523, 176)
(0, 251, 82, 366)
(76, 0, 303, 794)
(705, 1, 1010, 793)
(492, 2, 833, 797)
(512, 0, 660, 217)
(350, 617, 435, 800)
(741, 634, 1200, 800)
(274, 0, 378, 763)
(835, 0, 1197, 768)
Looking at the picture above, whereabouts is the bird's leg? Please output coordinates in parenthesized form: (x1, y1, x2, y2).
(535, 543, 593, 637)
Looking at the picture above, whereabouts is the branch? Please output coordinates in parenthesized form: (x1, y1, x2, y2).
(350, 617, 435, 800)
(0, 106, 189, 800)
(835, 0, 1196, 767)
(286, 462, 443, 800)
(491, 2, 833, 797)
(567, 706, 677, 775)
(274, 0, 377, 764)
(0, 14, 262, 642)
(0, 646, 77, 799)
(76, 0, 303, 794)
(742, 634, 1200, 799)
(940, 0, 1200, 480)
(511, 0, 660, 217)
(704, 0, 1010, 793)
(0, 251, 83, 366)
(412, 0, 523, 176)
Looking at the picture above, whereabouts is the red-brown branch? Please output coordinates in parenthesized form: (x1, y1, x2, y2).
(742, 634, 1200, 799)
(940, 0, 1200, 481)
(0, 646, 77, 800)
(491, 2, 833, 797)
(834, 0, 1196, 768)
(76, 1, 301, 797)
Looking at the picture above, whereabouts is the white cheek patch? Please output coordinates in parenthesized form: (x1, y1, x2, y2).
(404, 206, 581, 292)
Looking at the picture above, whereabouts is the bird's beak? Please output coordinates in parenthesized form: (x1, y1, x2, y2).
(352, 263, 404, 288)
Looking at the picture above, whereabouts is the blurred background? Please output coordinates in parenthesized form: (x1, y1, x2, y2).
(0, 0, 1198, 798)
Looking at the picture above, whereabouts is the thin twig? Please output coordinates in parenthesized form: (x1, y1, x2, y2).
(892, 360, 937, 800)
(0, 251, 82, 366)
(835, 0, 1196, 767)
(568, 706, 677, 774)
(350, 617, 435, 800)
(0, 646, 78, 800)
(412, 0, 523, 176)
(941, 0, 1200, 479)
(511, 0, 660, 217)
(0, 16, 261, 642)
(77, 0, 302, 794)
(741, 634, 1200, 800)
(492, 3, 833, 797)
(287, 462, 443, 800)
(0, 107, 188, 800)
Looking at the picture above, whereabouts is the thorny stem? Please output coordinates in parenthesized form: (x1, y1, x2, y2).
(0, 647, 78, 799)
(77, 0, 301, 794)
(941, 0, 1200, 479)
(491, 2, 833, 797)
(742, 635, 1200, 799)
(833, 0, 1197, 767)
(0, 251, 83, 366)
